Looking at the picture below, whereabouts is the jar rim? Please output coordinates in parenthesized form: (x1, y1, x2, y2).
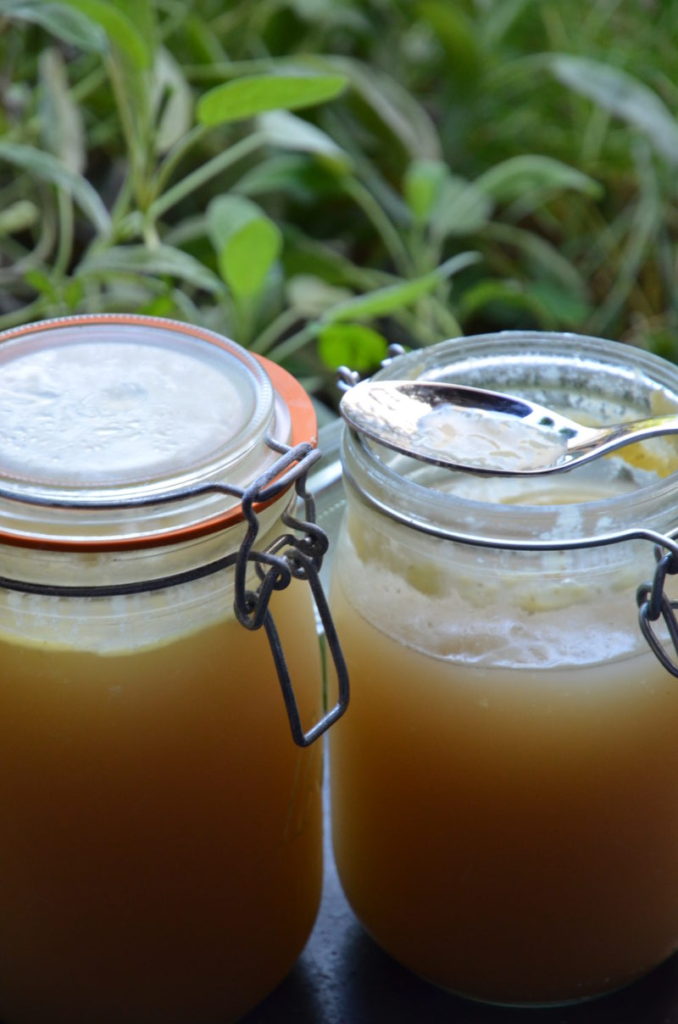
(343, 331, 678, 550)
(0, 314, 317, 551)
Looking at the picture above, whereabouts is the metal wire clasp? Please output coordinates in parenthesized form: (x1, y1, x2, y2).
(233, 438, 349, 746)
(637, 544, 678, 677)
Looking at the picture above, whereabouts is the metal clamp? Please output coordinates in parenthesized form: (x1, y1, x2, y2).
(637, 544, 678, 677)
(232, 438, 349, 746)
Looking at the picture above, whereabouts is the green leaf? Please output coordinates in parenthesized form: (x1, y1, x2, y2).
(282, 229, 384, 290)
(38, 48, 85, 173)
(328, 56, 442, 161)
(207, 195, 282, 301)
(152, 49, 193, 154)
(257, 110, 351, 170)
(109, 0, 155, 50)
(416, 2, 481, 85)
(197, 74, 347, 126)
(0, 142, 110, 233)
(529, 281, 591, 328)
(404, 159, 448, 223)
(485, 222, 589, 296)
(458, 278, 587, 329)
(287, 275, 352, 317)
(318, 323, 388, 372)
(24, 269, 58, 299)
(458, 279, 544, 321)
(477, 0, 534, 45)
(78, 245, 223, 294)
(476, 155, 602, 203)
(430, 175, 493, 237)
(549, 56, 678, 165)
(0, 199, 38, 235)
(322, 252, 479, 323)
(288, 0, 367, 28)
(0, 0, 107, 49)
(235, 154, 336, 203)
(58, 0, 152, 68)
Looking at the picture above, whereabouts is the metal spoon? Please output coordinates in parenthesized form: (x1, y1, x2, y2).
(339, 379, 678, 475)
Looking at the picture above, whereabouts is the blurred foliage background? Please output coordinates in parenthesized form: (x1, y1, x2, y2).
(1, 0, 677, 407)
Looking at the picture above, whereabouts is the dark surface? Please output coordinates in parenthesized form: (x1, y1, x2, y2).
(243, 781, 678, 1024)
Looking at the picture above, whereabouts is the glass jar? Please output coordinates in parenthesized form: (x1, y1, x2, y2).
(0, 314, 347, 1024)
(330, 331, 678, 1007)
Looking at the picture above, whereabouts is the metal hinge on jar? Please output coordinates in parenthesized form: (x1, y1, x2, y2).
(232, 437, 350, 746)
(637, 541, 678, 678)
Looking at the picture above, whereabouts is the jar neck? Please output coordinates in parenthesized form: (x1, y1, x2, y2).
(342, 331, 678, 553)
(343, 430, 678, 554)
(0, 499, 289, 594)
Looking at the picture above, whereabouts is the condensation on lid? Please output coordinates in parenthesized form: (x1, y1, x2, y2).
(0, 322, 272, 495)
(0, 316, 312, 549)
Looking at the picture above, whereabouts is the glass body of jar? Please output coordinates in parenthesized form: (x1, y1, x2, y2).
(0, 529, 323, 1024)
(330, 331, 678, 1007)
(0, 315, 329, 1024)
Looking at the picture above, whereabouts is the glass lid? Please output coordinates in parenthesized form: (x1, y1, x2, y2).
(0, 315, 314, 549)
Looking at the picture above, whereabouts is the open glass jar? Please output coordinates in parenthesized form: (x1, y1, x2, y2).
(0, 314, 347, 1024)
(330, 331, 678, 1007)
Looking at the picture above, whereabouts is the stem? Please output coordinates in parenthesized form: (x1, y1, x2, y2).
(154, 124, 210, 197)
(105, 56, 148, 209)
(108, 173, 135, 242)
(265, 321, 319, 364)
(53, 190, 74, 278)
(342, 177, 412, 275)
(146, 132, 265, 223)
(0, 296, 48, 331)
(251, 307, 303, 354)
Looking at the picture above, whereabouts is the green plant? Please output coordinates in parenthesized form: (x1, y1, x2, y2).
(1, 0, 677, 404)
(0, 0, 481, 400)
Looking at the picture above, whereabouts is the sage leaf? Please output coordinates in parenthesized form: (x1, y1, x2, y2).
(287, 275, 352, 317)
(0, 200, 38, 235)
(0, 0, 106, 50)
(197, 74, 347, 126)
(58, 0, 152, 68)
(257, 110, 351, 170)
(79, 245, 223, 294)
(152, 49, 193, 154)
(550, 55, 678, 165)
(0, 142, 110, 233)
(476, 154, 602, 203)
(322, 252, 478, 323)
(38, 48, 85, 173)
(431, 175, 493, 237)
(404, 159, 448, 223)
(318, 323, 388, 371)
(208, 195, 282, 301)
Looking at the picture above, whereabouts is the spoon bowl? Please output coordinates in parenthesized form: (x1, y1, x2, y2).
(339, 379, 678, 476)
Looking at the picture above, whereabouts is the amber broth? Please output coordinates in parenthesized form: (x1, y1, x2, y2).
(330, 468, 678, 1005)
(0, 583, 322, 1024)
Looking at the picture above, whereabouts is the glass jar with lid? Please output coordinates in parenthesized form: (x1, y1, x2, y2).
(330, 330, 678, 1007)
(0, 313, 347, 1024)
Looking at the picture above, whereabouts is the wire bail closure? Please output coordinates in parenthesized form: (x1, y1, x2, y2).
(233, 438, 350, 746)
(637, 543, 678, 677)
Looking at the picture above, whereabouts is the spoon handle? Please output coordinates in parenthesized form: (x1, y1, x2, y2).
(571, 414, 678, 460)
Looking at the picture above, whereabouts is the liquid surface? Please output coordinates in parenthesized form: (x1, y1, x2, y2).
(0, 583, 322, 1024)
